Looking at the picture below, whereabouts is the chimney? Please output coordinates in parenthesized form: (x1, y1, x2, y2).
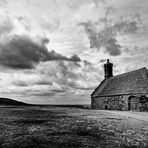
(104, 59, 113, 79)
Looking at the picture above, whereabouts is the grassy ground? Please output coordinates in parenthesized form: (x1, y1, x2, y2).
(0, 106, 148, 148)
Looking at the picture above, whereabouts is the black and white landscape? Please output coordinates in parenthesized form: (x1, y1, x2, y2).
(1, 104, 148, 147)
(1, 0, 148, 147)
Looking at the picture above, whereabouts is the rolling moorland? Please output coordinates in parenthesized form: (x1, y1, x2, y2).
(0, 98, 29, 106)
(0, 99, 148, 147)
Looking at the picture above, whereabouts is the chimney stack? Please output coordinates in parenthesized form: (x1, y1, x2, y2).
(104, 59, 113, 79)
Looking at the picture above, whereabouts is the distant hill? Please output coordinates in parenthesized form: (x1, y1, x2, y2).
(0, 98, 29, 106)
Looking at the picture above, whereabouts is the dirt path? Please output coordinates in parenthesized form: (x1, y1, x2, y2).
(100, 110, 148, 122)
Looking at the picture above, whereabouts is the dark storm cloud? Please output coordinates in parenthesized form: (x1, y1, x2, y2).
(0, 35, 50, 69)
(48, 50, 81, 62)
(80, 22, 121, 56)
(69, 55, 81, 62)
(0, 35, 81, 69)
(80, 17, 140, 56)
(106, 38, 121, 56)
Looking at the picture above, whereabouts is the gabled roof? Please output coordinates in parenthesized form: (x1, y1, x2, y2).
(91, 67, 148, 97)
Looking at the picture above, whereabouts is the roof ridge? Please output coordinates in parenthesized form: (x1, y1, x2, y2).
(111, 67, 147, 79)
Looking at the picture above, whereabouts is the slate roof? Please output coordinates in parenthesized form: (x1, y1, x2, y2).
(91, 67, 148, 97)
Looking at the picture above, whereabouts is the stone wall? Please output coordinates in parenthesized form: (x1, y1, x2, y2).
(91, 94, 148, 111)
(91, 95, 129, 110)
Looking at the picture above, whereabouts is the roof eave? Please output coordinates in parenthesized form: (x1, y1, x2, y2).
(91, 92, 148, 98)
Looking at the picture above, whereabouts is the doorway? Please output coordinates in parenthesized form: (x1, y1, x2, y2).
(128, 96, 138, 110)
(105, 105, 108, 110)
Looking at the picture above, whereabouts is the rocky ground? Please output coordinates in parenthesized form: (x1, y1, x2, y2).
(0, 106, 148, 148)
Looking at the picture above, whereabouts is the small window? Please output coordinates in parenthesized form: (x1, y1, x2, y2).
(139, 96, 147, 103)
(105, 105, 108, 110)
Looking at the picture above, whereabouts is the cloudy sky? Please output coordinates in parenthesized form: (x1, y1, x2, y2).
(0, 0, 148, 104)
